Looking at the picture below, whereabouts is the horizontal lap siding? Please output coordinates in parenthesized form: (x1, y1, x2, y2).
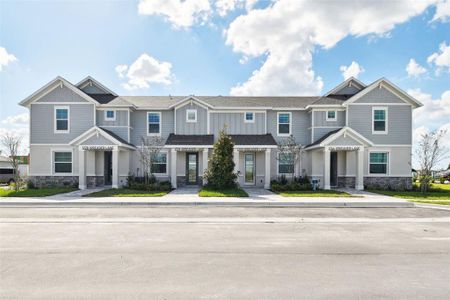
(211, 112, 265, 136)
(30, 104, 95, 144)
(35, 85, 90, 103)
(354, 86, 405, 104)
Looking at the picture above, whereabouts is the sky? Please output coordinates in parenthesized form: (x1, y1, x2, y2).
(0, 0, 449, 167)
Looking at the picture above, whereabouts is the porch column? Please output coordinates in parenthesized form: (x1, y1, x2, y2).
(356, 147, 364, 190)
(233, 149, 239, 180)
(264, 148, 271, 189)
(170, 149, 177, 189)
(202, 148, 208, 185)
(112, 146, 119, 189)
(323, 147, 330, 190)
(78, 147, 86, 190)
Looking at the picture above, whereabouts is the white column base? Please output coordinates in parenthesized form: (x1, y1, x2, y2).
(264, 149, 271, 189)
(171, 149, 177, 189)
(112, 147, 119, 189)
(202, 148, 208, 185)
(79, 185, 86, 190)
(355, 185, 364, 191)
(323, 147, 330, 190)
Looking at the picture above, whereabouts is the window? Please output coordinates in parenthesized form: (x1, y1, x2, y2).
(105, 110, 115, 121)
(151, 153, 167, 174)
(186, 109, 197, 123)
(0, 168, 14, 175)
(373, 108, 387, 134)
(277, 112, 291, 136)
(147, 112, 161, 135)
(278, 153, 294, 174)
(54, 152, 72, 173)
(326, 110, 337, 121)
(369, 152, 388, 174)
(55, 107, 69, 132)
(244, 112, 254, 123)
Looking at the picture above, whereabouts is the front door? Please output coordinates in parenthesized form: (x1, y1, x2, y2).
(104, 151, 112, 185)
(244, 153, 255, 185)
(186, 153, 198, 185)
(330, 151, 338, 187)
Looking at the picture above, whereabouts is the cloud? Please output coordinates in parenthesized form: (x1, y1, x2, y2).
(0, 47, 18, 71)
(216, 0, 238, 17)
(1, 113, 29, 126)
(340, 61, 364, 80)
(117, 54, 174, 91)
(0, 113, 29, 155)
(427, 41, 450, 74)
(432, 0, 450, 22)
(225, 0, 435, 96)
(406, 58, 427, 77)
(138, 0, 211, 29)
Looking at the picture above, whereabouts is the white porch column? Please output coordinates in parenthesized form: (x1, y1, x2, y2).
(202, 148, 208, 185)
(78, 147, 86, 190)
(170, 149, 177, 189)
(323, 147, 330, 190)
(264, 148, 271, 189)
(233, 149, 239, 180)
(112, 146, 119, 189)
(356, 147, 364, 190)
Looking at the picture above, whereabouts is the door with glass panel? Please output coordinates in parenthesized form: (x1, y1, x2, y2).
(244, 153, 255, 185)
(186, 153, 198, 185)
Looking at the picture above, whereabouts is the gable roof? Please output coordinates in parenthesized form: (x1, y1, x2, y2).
(19, 76, 100, 107)
(305, 127, 373, 150)
(324, 77, 366, 97)
(69, 126, 135, 149)
(343, 78, 423, 108)
(76, 76, 118, 96)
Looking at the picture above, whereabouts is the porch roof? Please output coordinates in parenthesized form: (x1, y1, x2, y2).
(165, 134, 214, 146)
(69, 126, 135, 150)
(304, 127, 373, 150)
(230, 134, 277, 146)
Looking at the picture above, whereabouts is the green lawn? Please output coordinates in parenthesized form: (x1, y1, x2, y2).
(84, 188, 169, 197)
(277, 190, 356, 197)
(199, 187, 249, 197)
(0, 187, 77, 197)
(369, 184, 450, 205)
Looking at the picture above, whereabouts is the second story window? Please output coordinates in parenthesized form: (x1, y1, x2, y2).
(147, 112, 161, 136)
(373, 107, 387, 134)
(105, 110, 115, 121)
(54, 106, 69, 133)
(326, 110, 337, 121)
(186, 109, 197, 123)
(244, 112, 254, 123)
(277, 112, 291, 136)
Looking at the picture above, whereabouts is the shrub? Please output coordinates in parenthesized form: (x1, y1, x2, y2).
(126, 174, 171, 191)
(270, 176, 311, 192)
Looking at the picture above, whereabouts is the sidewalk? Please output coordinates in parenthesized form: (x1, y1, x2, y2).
(0, 187, 414, 208)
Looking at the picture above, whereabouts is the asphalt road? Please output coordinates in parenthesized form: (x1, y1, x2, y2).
(1, 207, 450, 299)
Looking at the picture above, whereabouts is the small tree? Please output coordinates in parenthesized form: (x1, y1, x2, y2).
(138, 136, 164, 184)
(1, 134, 22, 191)
(415, 129, 448, 193)
(204, 128, 237, 189)
(277, 135, 302, 179)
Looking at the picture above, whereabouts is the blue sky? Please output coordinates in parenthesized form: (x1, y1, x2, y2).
(0, 0, 449, 165)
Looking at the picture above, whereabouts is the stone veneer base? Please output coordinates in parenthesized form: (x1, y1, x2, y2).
(364, 177, 413, 190)
(30, 176, 78, 188)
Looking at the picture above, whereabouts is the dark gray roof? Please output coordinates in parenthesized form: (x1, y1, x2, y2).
(304, 129, 341, 149)
(165, 134, 214, 146)
(88, 94, 117, 104)
(230, 134, 277, 146)
(98, 127, 135, 147)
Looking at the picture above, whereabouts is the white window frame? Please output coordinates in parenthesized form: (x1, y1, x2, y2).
(186, 109, 197, 123)
(326, 110, 337, 121)
(244, 112, 255, 123)
(150, 151, 168, 175)
(277, 112, 292, 136)
(277, 152, 295, 176)
(372, 107, 388, 135)
(368, 151, 390, 175)
(147, 112, 162, 136)
(54, 106, 70, 134)
(104, 110, 116, 121)
(52, 150, 73, 175)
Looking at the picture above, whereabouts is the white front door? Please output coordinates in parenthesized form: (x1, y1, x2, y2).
(244, 153, 255, 185)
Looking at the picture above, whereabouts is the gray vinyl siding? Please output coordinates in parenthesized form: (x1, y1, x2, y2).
(96, 110, 128, 126)
(99, 127, 129, 142)
(313, 127, 340, 142)
(36, 85, 89, 103)
(335, 85, 361, 95)
(130, 110, 174, 145)
(347, 105, 412, 144)
(313, 110, 345, 127)
(354, 86, 405, 104)
(82, 135, 115, 146)
(328, 135, 361, 146)
(175, 103, 207, 134)
(210, 112, 265, 136)
(30, 103, 95, 144)
(267, 110, 309, 145)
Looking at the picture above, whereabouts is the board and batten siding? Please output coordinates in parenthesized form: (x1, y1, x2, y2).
(175, 102, 207, 135)
(210, 112, 265, 136)
(130, 110, 174, 145)
(96, 110, 128, 126)
(313, 110, 345, 127)
(30, 103, 95, 144)
(266, 110, 309, 145)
